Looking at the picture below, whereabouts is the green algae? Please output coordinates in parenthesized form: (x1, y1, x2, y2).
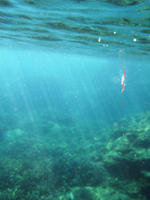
(0, 110, 150, 199)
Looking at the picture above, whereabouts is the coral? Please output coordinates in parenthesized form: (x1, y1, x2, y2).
(0, 110, 150, 200)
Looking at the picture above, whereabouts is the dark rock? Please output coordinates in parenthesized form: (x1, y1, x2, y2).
(141, 186, 150, 200)
(51, 152, 104, 188)
(73, 187, 96, 200)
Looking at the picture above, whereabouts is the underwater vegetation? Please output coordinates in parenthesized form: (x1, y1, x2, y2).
(0, 110, 150, 199)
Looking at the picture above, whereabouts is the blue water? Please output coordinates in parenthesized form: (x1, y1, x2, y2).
(0, 0, 150, 199)
(0, 47, 149, 129)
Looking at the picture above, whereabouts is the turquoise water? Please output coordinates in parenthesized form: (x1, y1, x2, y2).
(0, 0, 150, 200)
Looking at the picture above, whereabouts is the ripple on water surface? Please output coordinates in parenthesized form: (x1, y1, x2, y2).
(0, 0, 150, 56)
